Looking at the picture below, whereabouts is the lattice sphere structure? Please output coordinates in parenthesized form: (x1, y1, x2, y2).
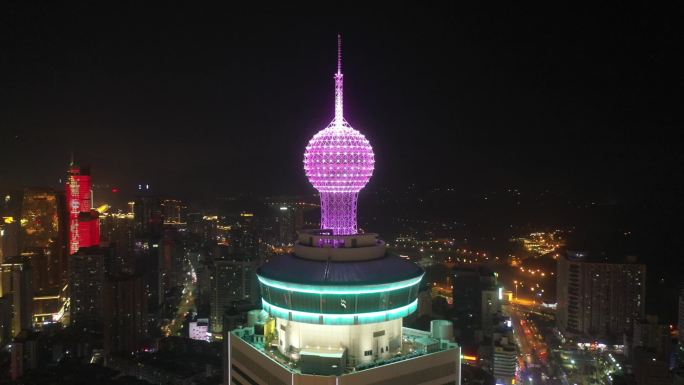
(304, 120, 375, 235)
(303, 35, 375, 235)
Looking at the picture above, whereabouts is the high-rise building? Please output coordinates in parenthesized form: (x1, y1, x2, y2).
(0, 259, 33, 345)
(161, 199, 187, 225)
(451, 266, 501, 346)
(632, 347, 671, 385)
(265, 197, 312, 247)
(679, 284, 684, 344)
(133, 195, 164, 240)
(20, 187, 67, 295)
(632, 315, 672, 359)
(100, 211, 135, 274)
(210, 247, 258, 335)
(9, 331, 40, 380)
(160, 227, 186, 295)
(226, 37, 461, 385)
(187, 213, 219, 246)
(0, 297, 9, 345)
(1, 192, 21, 264)
(69, 247, 106, 328)
(66, 163, 97, 254)
(77, 210, 101, 249)
(0, 191, 22, 217)
(275, 206, 298, 246)
(132, 195, 165, 309)
(452, 267, 481, 343)
(557, 251, 646, 338)
(1, 218, 20, 266)
(103, 273, 148, 357)
(479, 271, 501, 337)
(492, 336, 517, 385)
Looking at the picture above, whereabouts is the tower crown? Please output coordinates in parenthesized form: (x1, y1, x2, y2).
(303, 35, 375, 194)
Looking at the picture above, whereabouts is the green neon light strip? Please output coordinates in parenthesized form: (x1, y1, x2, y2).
(261, 298, 418, 325)
(257, 274, 423, 295)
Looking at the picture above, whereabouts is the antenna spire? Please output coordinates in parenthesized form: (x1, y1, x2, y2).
(334, 34, 344, 123)
(337, 33, 342, 75)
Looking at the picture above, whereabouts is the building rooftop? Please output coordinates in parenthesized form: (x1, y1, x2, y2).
(257, 252, 423, 285)
(564, 250, 643, 265)
(231, 325, 459, 376)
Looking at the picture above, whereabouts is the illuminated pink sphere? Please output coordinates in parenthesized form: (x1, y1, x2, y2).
(303, 120, 375, 193)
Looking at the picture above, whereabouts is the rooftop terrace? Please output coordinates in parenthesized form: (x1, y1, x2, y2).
(231, 324, 460, 376)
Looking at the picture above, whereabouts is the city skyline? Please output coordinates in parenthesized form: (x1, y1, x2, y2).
(1, 4, 683, 385)
(1, 2, 682, 321)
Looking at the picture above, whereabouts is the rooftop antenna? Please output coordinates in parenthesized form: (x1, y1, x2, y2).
(337, 33, 342, 75)
(334, 33, 344, 123)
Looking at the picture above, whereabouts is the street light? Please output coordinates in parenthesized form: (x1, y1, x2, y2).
(514, 280, 519, 300)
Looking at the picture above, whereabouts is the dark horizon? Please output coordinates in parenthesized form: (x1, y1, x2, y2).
(1, 3, 681, 203)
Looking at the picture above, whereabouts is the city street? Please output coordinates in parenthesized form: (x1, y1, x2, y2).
(508, 304, 567, 385)
(163, 263, 197, 337)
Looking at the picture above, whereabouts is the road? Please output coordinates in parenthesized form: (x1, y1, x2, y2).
(509, 304, 567, 385)
(163, 262, 197, 337)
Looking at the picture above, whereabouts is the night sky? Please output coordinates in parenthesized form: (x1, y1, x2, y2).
(1, 3, 682, 202)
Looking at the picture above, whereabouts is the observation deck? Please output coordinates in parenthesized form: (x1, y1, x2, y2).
(256, 229, 424, 325)
(294, 229, 385, 261)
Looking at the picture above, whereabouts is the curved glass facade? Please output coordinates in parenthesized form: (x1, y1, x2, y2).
(258, 275, 422, 317)
(262, 298, 418, 325)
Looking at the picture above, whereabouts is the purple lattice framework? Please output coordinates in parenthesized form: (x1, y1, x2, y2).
(303, 35, 375, 235)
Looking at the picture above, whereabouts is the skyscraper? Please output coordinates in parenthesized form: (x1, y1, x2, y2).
(0, 258, 33, 345)
(210, 245, 258, 335)
(451, 267, 481, 343)
(103, 273, 148, 357)
(77, 210, 101, 250)
(132, 194, 165, 308)
(556, 251, 646, 338)
(160, 227, 186, 294)
(492, 337, 517, 385)
(450, 266, 501, 346)
(100, 211, 135, 274)
(275, 205, 301, 246)
(1, 217, 20, 265)
(20, 188, 67, 295)
(69, 248, 106, 328)
(226, 37, 461, 385)
(678, 284, 684, 344)
(161, 199, 187, 225)
(66, 163, 96, 254)
(133, 195, 164, 240)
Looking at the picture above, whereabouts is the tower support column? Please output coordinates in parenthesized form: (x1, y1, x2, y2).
(320, 192, 358, 235)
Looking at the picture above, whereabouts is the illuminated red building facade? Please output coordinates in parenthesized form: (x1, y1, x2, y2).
(78, 211, 101, 250)
(66, 163, 99, 254)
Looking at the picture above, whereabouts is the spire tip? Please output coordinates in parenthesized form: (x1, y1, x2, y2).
(337, 33, 342, 75)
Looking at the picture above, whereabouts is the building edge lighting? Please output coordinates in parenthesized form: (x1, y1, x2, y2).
(256, 274, 424, 295)
(261, 298, 418, 326)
